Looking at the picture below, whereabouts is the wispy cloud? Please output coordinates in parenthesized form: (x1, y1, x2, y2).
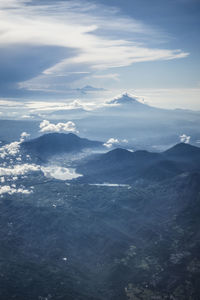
(0, 96, 116, 118)
(0, 0, 189, 95)
(132, 88, 200, 110)
(93, 73, 120, 81)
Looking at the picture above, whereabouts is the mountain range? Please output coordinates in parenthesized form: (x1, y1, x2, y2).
(1, 93, 200, 150)
(76, 142, 200, 183)
(20, 132, 200, 184)
(1, 131, 200, 299)
(0, 153, 200, 299)
(72, 93, 200, 147)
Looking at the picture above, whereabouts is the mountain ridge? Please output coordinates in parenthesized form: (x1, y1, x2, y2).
(21, 132, 103, 160)
(77, 142, 200, 184)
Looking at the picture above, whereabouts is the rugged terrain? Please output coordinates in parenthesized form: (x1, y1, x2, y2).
(0, 133, 200, 299)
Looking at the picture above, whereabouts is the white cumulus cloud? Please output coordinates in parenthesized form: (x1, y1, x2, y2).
(0, 141, 20, 159)
(104, 138, 128, 148)
(180, 134, 191, 144)
(39, 120, 78, 133)
(41, 166, 82, 180)
(0, 164, 40, 176)
(0, 176, 5, 183)
(0, 185, 32, 195)
(20, 131, 30, 142)
(0, 131, 30, 159)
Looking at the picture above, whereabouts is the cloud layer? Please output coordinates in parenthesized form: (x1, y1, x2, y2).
(0, 0, 189, 95)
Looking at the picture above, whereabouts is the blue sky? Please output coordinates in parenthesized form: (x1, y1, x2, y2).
(0, 0, 199, 118)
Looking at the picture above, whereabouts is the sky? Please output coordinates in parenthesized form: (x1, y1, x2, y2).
(0, 0, 200, 118)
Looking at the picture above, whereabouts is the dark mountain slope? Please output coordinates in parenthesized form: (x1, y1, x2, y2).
(77, 143, 200, 183)
(77, 148, 162, 183)
(21, 133, 102, 160)
(141, 159, 184, 181)
(164, 142, 200, 161)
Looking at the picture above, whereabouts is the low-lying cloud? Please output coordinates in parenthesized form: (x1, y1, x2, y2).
(0, 185, 32, 195)
(0, 131, 30, 159)
(41, 166, 82, 181)
(0, 164, 40, 176)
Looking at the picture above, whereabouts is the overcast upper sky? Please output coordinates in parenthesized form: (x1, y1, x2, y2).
(0, 0, 200, 117)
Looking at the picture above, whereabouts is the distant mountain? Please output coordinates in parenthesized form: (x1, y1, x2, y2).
(76, 93, 200, 147)
(77, 143, 200, 183)
(76, 85, 106, 94)
(1, 94, 200, 150)
(102, 93, 156, 114)
(21, 133, 103, 160)
(108, 93, 149, 108)
(164, 142, 200, 160)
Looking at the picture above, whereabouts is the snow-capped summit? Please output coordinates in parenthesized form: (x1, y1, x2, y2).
(108, 92, 145, 106)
